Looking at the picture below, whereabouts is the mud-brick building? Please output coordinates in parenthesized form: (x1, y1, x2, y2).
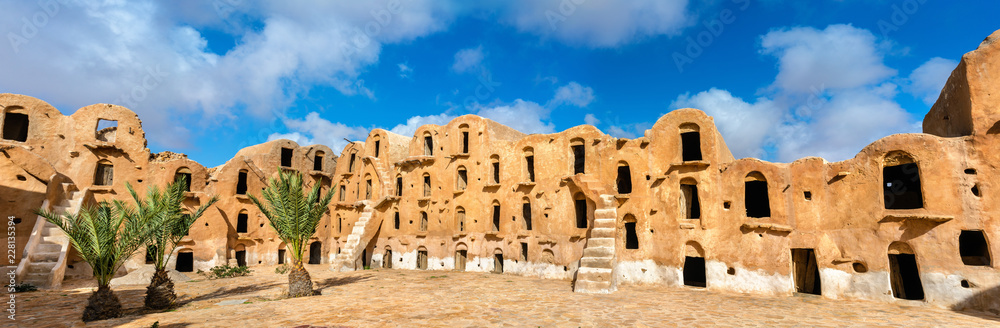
(4, 29, 999, 314)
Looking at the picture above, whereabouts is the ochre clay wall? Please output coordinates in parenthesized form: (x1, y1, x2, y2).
(3, 29, 1000, 313)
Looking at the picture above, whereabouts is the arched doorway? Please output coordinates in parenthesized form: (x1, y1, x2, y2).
(309, 241, 322, 264)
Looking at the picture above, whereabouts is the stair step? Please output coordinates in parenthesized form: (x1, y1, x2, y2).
(594, 209, 616, 218)
(42, 226, 63, 235)
(30, 252, 60, 262)
(36, 243, 62, 253)
(574, 279, 613, 292)
(583, 246, 615, 258)
(52, 206, 70, 213)
(23, 273, 49, 285)
(576, 267, 612, 281)
(28, 262, 56, 273)
(590, 228, 615, 238)
(42, 235, 67, 243)
(586, 238, 615, 248)
(581, 257, 614, 269)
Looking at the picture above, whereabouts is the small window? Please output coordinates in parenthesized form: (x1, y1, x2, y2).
(960, 230, 991, 266)
(420, 212, 428, 231)
(492, 202, 501, 232)
(236, 210, 249, 233)
(616, 162, 632, 194)
(745, 172, 770, 218)
(522, 201, 532, 231)
(462, 131, 470, 154)
(339, 184, 346, 201)
(236, 170, 248, 195)
(174, 167, 192, 192)
(96, 119, 118, 143)
(337, 216, 343, 233)
(423, 174, 431, 197)
(624, 215, 638, 249)
(374, 140, 381, 158)
(349, 153, 357, 172)
(574, 194, 587, 228)
(457, 167, 468, 190)
(681, 182, 701, 219)
(491, 157, 501, 184)
(526, 155, 535, 182)
(521, 242, 529, 261)
(280, 148, 293, 167)
(393, 212, 400, 230)
(2, 111, 29, 142)
(314, 151, 324, 171)
(680, 128, 702, 162)
(572, 142, 585, 174)
(456, 208, 466, 232)
(423, 133, 433, 156)
(395, 175, 403, 197)
(365, 178, 372, 200)
(883, 153, 923, 210)
(94, 160, 114, 186)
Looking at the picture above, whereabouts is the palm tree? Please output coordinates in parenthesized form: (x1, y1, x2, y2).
(249, 169, 334, 297)
(126, 176, 218, 309)
(38, 201, 157, 321)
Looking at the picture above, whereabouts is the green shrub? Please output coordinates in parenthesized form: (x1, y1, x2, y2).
(275, 264, 291, 274)
(13, 283, 37, 292)
(207, 265, 252, 279)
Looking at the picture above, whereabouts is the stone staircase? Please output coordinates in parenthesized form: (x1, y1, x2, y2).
(19, 182, 81, 289)
(331, 200, 383, 271)
(567, 175, 619, 294)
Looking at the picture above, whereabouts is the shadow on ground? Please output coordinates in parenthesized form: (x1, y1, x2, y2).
(314, 274, 372, 291)
(176, 281, 281, 306)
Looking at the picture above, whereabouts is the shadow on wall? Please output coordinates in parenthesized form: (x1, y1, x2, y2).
(952, 284, 1000, 320)
(988, 120, 1000, 135)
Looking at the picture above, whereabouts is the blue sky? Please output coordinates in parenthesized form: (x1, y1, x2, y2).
(1, 0, 997, 167)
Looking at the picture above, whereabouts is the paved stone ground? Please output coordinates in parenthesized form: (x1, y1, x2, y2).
(11, 265, 1000, 327)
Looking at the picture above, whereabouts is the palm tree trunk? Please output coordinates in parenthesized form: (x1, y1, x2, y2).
(287, 259, 314, 297)
(82, 284, 123, 322)
(144, 268, 176, 309)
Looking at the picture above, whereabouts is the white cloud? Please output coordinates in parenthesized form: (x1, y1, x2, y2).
(584, 113, 600, 125)
(388, 113, 456, 136)
(398, 63, 414, 79)
(267, 132, 315, 146)
(474, 99, 555, 134)
(760, 24, 896, 93)
(670, 88, 782, 159)
(671, 24, 923, 162)
(906, 57, 958, 105)
(0, 0, 452, 149)
(269, 112, 369, 151)
(452, 46, 484, 73)
(552, 82, 595, 107)
(498, 0, 693, 48)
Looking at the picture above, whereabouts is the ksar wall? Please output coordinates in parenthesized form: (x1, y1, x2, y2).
(3, 29, 999, 314)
